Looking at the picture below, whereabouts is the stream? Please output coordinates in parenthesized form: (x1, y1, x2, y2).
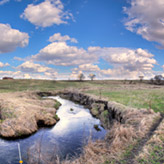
(0, 96, 107, 164)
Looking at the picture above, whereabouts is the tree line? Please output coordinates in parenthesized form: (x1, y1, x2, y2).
(77, 73, 164, 85)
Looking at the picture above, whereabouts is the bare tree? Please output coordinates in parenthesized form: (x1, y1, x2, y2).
(150, 78, 154, 84)
(139, 75, 144, 82)
(78, 73, 85, 81)
(88, 73, 96, 81)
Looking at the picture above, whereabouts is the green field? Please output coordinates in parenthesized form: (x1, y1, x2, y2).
(0, 79, 164, 113)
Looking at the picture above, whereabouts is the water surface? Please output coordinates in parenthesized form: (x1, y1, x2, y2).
(0, 96, 106, 164)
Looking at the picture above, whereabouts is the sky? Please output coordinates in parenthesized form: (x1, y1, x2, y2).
(0, 0, 164, 80)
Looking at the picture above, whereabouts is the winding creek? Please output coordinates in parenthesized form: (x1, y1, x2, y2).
(0, 96, 107, 164)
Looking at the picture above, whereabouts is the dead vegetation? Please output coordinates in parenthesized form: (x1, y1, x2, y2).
(135, 117, 164, 163)
(0, 91, 60, 138)
(60, 109, 160, 164)
(26, 92, 161, 164)
(0, 90, 163, 163)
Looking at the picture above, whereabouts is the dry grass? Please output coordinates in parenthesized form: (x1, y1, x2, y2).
(0, 91, 60, 138)
(0, 87, 163, 163)
(8, 91, 160, 164)
(108, 123, 137, 151)
(135, 118, 164, 163)
(20, 91, 162, 164)
(60, 140, 109, 164)
(27, 123, 139, 164)
(59, 108, 160, 164)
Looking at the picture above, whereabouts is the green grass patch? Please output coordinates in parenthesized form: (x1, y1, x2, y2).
(70, 108, 74, 111)
(53, 114, 60, 121)
(54, 101, 61, 110)
(138, 145, 164, 164)
(86, 89, 164, 113)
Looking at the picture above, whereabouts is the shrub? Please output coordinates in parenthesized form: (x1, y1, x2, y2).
(54, 101, 61, 109)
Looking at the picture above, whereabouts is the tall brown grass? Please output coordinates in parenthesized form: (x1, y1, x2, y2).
(27, 107, 160, 164)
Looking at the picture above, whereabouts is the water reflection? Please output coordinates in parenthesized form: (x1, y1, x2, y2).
(0, 96, 106, 164)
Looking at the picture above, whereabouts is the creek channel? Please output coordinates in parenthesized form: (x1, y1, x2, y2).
(0, 96, 107, 164)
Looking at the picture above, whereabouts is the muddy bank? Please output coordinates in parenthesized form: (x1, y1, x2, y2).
(37, 91, 125, 128)
(57, 91, 145, 126)
(0, 92, 60, 138)
(36, 90, 161, 129)
(53, 91, 162, 164)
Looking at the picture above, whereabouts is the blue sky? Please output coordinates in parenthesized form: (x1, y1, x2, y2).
(0, 0, 163, 80)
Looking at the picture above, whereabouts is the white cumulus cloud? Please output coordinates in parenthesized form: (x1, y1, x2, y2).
(0, 62, 9, 67)
(21, 0, 73, 27)
(0, 70, 57, 79)
(30, 36, 158, 79)
(124, 0, 164, 48)
(69, 47, 157, 79)
(32, 42, 98, 66)
(16, 61, 58, 79)
(17, 61, 52, 73)
(102, 48, 157, 72)
(0, 23, 29, 53)
(72, 64, 100, 72)
(49, 33, 78, 43)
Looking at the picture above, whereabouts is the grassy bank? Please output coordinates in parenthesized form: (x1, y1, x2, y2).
(86, 89, 164, 113)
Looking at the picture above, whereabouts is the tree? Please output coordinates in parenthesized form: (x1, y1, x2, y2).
(139, 75, 144, 82)
(150, 78, 154, 84)
(78, 73, 85, 81)
(154, 75, 164, 85)
(88, 73, 96, 81)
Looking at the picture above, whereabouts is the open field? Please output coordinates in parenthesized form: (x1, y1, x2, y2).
(0, 79, 164, 164)
(0, 79, 164, 113)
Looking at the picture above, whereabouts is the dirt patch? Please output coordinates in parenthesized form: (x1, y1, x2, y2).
(0, 91, 60, 138)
